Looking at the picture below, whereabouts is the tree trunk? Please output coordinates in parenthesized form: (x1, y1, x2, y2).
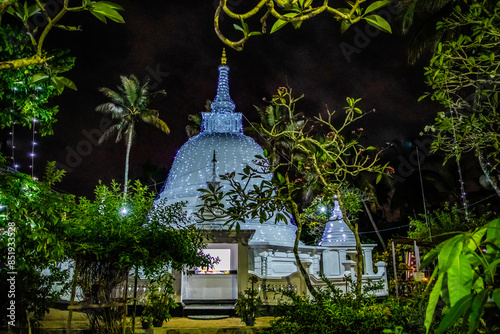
(289, 199, 322, 302)
(66, 264, 79, 334)
(122, 272, 129, 334)
(132, 266, 138, 334)
(362, 200, 386, 251)
(338, 203, 364, 300)
(124, 127, 133, 194)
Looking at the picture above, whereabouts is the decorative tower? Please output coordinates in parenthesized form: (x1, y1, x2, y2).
(201, 49, 242, 134)
(319, 199, 356, 246)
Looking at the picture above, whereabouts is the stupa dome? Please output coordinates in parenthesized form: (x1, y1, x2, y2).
(157, 132, 267, 209)
(156, 53, 297, 245)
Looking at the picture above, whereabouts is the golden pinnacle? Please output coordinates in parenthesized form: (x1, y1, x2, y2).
(221, 48, 227, 65)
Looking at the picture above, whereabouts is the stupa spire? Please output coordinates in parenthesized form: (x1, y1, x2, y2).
(201, 50, 243, 134)
(211, 48, 235, 114)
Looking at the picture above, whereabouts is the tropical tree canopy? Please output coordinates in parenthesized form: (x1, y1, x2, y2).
(0, 0, 124, 135)
(96, 74, 169, 193)
(422, 1, 500, 195)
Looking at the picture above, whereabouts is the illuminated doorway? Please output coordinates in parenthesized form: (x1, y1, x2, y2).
(182, 243, 238, 301)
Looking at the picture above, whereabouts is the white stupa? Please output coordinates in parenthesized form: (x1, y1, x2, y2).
(154, 52, 387, 308)
(157, 50, 297, 246)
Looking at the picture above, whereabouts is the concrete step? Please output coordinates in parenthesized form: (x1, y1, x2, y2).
(183, 302, 235, 317)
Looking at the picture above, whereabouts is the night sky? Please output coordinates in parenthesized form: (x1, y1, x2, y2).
(4, 0, 439, 197)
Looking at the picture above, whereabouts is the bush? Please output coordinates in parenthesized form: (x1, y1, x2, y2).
(264, 277, 427, 334)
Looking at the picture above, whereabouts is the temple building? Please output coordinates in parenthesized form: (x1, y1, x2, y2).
(156, 53, 388, 312)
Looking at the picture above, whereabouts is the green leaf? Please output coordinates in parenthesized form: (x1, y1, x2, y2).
(30, 73, 50, 84)
(90, 1, 125, 23)
(277, 172, 285, 184)
(50, 77, 64, 95)
(270, 13, 297, 34)
(438, 234, 464, 272)
(364, 15, 392, 34)
(486, 218, 500, 245)
(465, 227, 486, 251)
(447, 252, 473, 306)
(57, 76, 77, 91)
(363, 0, 389, 15)
(292, 20, 303, 29)
(233, 24, 244, 32)
(436, 294, 473, 334)
(89, 10, 108, 23)
(97, 1, 124, 11)
(27, 4, 41, 18)
(492, 288, 500, 310)
(340, 20, 351, 33)
(425, 274, 444, 333)
(468, 290, 487, 334)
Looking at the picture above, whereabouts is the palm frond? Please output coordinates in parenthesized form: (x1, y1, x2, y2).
(120, 75, 141, 107)
(140, 110, 170, 134)
(148, 89, 167, 101)
(98, 87, 124, 105)
(98, 124, 121, 144)
(408, 23, 445, 64)
(116, 122, 126, 143)
(95, 102, 124, 118)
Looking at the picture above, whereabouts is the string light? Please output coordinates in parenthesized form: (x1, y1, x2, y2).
(10, 84, 17, 170)
(446, 89, 470, 222)
(30, 118, 37, 178)
(10, 122, 16, 169)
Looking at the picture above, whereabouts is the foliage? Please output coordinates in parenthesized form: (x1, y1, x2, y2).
(300, 196, 332, 244)
(398, 0, 456, 64)
(198, 86, 389, 300)
(0, 1, 124, 135)
(141, 272, 178, 327)
(235, 275, 264, 326)
(69, 181, 212, 287)
(0, 0, 124, 70)
(68, 181, 211, 333)
(264, 276, 426, 334)
(0, 25, 76, 134)
(423, 218, 500, 333)
(408, 204, 495, 245)
(0, 162, 74, 328)
(96, 74, 169, 193)
(422, 0, 500, 195)
(214, 0, 392, 51)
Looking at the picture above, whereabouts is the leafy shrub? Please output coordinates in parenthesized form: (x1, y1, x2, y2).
(235, 276, 264, 326)
(423, 218, 500, 334)
(264, 277, 427, 334)
(141, 273, 178, 327)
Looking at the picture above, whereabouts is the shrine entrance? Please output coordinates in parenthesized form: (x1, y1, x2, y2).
(182, 243, 238, 302)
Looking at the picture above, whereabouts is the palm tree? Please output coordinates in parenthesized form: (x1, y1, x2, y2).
(96, 75, 169, 194)
(398, 0, 455, 64)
